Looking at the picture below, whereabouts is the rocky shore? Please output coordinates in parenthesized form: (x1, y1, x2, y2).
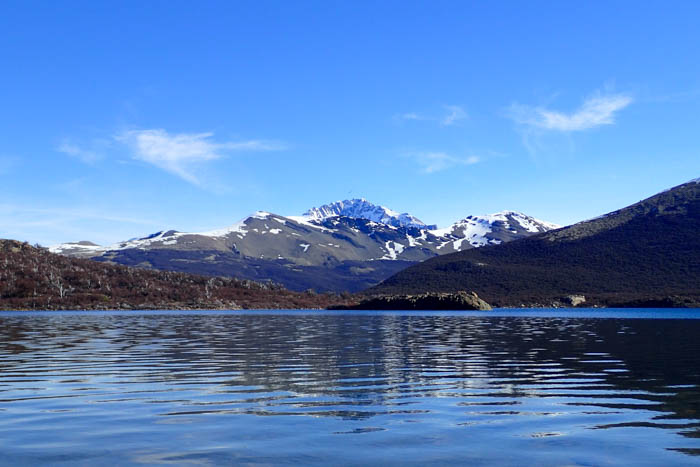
(333, 291, 492, 311)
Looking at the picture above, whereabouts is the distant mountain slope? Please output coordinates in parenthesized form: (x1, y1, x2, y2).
(49, 200, 558, 292)
(370, 179, 700, 307)
(0, 240, 347, 310)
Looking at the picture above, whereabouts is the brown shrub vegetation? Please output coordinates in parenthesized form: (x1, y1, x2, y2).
(0, 240, 353, 310)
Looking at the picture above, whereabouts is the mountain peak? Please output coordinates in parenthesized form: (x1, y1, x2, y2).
(302, 199, 435, 229)
(470, 211, 561, 232)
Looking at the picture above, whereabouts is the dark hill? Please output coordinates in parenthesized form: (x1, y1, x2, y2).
(0, 240, 349, 310)
(370, 180, 700, 307)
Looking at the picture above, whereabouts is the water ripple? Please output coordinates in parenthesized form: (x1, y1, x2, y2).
(0, 311, 699, 465)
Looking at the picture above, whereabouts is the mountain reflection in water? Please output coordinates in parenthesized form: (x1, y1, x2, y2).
(0, 310, 699, 465)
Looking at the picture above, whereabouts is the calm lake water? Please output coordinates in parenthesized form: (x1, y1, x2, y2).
(1, 309, 700, 466)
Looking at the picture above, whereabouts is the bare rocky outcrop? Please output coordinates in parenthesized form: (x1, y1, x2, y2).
(563, 295, 586, 307)
(337, 291, 492, 311)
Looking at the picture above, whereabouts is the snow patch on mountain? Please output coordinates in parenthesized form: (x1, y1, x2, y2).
(196, 211, 278, 238)
(381, 241, 405, 260)
(489, 210, 560, 232)
(200, 218, 249, 238)
(48, 241, 105, 256)
(287, 216, 335, 232)
(302, 198, 435, 229)
(429, 211, 559, 251)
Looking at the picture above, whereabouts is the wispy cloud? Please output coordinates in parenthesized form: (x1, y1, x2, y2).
(408, 152, 480, 174)
(395, 112, 427, 121)
(57, 139, 103, 164)
(116, 129, 283, 185)
(395, 105, 467, 126)
(509, 93, 633, 132)
(0, 204, 159, 227)
(440, 105, 467, 126)
(0, 203, 163, 246)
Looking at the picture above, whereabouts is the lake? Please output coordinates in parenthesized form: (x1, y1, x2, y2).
(1, 309, 699, 465)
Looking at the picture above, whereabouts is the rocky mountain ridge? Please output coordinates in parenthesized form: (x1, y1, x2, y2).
(49, 200, 559, 292)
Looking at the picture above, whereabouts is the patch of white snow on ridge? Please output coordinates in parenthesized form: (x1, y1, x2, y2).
(381, 241, 405, 260)
(299, 243, 310, 252)
(436, 238, 455, 250)
(269, 229, 282, 234)
(430, 225, 456, 237)
(301, 198, 431, 229)
(102, 230, 193, 251)
(431, 216, 492, 250)
(406, 233, 421, 247)
(287, 216, 334, 232)
(48, 242, 105, 255)
(193, 211, 291, 238)
(498, 211, 560, 232)
(199, 216, 249, 238)
(428, 211, 560, 250)
(468, 235, 489, 247)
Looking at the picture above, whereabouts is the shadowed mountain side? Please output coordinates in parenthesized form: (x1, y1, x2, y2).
(93, 248, 413, 293)
(370, 180, 700, 307)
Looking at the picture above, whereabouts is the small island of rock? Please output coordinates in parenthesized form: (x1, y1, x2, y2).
(336, 291, 492, 311)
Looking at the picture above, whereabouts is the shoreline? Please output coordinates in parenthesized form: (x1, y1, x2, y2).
(2, 304, 699, 312)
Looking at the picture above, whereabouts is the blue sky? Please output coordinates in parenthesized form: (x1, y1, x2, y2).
(2, 1, 699, 245)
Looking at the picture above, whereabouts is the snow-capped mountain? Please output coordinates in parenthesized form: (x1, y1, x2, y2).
(50, 200, 559, 292)
(302, 198, 437, 230)
(429, 211, 560, 250)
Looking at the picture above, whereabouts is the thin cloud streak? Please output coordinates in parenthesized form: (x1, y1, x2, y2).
(0, 203, 164, 246)
(395, 112, 427, 121)
(57, 140, 103, 164)
(408, 152, 480, 174)
(0, 203, 161, 227)
(440, 105, 467, 126)
(509, 93, 633, 132)
(116, 129, 283, 185)
(395, 105, 467, 126)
